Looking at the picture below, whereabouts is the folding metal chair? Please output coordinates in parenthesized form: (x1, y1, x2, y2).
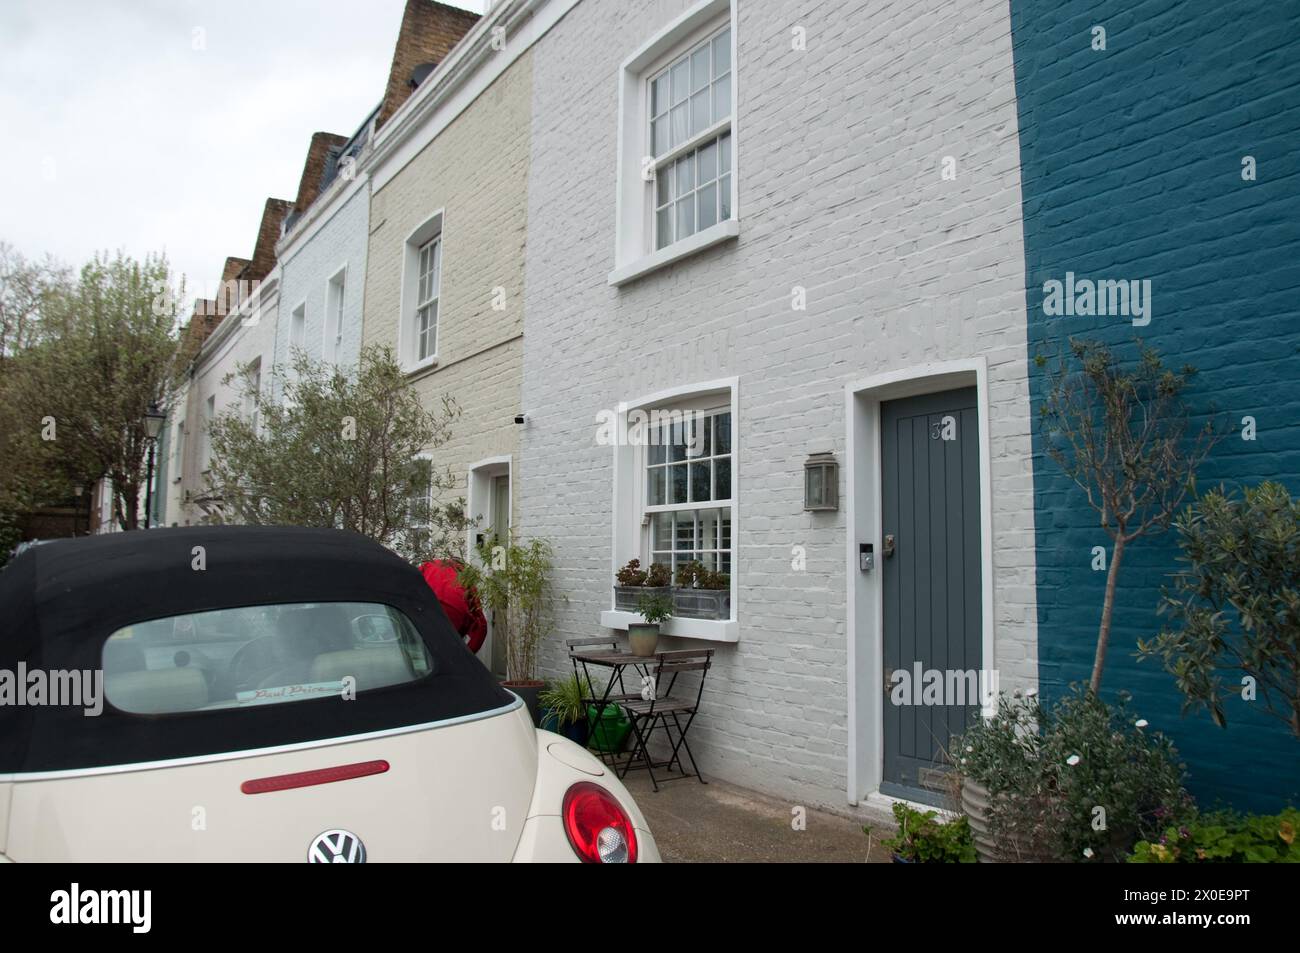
(618, 649, 712, 792)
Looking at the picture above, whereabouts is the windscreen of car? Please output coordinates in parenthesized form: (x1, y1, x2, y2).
(103, 602, 433, 715)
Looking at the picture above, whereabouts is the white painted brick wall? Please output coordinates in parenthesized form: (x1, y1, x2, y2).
(521, 0, 1038, 811)
(275, 187, 371, 376)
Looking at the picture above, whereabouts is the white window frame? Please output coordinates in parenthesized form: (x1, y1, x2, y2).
(398, 210, 445, 374)
(288, 301, 307, 353)
(202, 395, 216, 474)
(406, 453, 434, 551)
(323, 264, 347, 364)
(243, 357, 262, 432)
(601, 376, 739, 642)
(610, 0, 739, 287)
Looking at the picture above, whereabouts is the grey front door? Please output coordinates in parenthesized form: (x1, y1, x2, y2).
(880, 387, 982, 806)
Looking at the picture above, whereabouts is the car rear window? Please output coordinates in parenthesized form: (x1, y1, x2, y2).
(103, 602, 433, 714)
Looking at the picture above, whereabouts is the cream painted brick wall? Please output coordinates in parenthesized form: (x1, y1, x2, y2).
(362, 51, 533, 517)
(521, 0, 1038, 811)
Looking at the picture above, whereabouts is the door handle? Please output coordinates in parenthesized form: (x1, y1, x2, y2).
(883, 534, 896, 558)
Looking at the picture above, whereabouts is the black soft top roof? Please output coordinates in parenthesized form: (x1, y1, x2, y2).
(0, 526, 513, 773)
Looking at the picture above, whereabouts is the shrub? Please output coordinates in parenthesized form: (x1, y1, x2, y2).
(1141, 481, 1300, 739)
(1129, 808, 1299, 863)
(954, 687, 1193, 862)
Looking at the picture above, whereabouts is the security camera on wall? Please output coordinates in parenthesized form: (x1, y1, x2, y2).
(514, 413, 527, 425)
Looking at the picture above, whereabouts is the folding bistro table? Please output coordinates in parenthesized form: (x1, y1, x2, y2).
(567, 638, 712, 791)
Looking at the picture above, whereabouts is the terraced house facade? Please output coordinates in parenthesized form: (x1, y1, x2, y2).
(174, 0, 1298, 816)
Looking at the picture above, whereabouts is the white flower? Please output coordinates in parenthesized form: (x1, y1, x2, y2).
(1026, 688, 1039, 698)
(1135, 719, 1149, 729)
(1083, 847, 1094, 859)
(965, 745, 973, 753)
(1066, 754, 1081, 766)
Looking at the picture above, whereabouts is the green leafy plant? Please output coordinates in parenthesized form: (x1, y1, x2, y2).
(1141, 481, 1300, 738)
(868, 802, 975, 863)
(539, 674, 586, 728)
(1036, 339, 1223, 691)
(675, 560, 730, 589)
(458, 535, 559, 684)
(636, 591, 674, 627)
(1129, 808, 1299, 863)
(954, 687, 1193, 862)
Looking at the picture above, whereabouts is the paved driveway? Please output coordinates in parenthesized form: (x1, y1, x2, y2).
(623, 773, 896, 863)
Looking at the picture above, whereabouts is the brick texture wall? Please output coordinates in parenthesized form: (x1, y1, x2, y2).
(293, 132, 350, 214)
(521, 0, 1038, 811)
(376, 0, 481, 130)
(1012, 0, 1300, 810)
(362, 49, 533, 525)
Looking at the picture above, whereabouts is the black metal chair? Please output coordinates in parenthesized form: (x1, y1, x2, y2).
(618, 649, 712, 792)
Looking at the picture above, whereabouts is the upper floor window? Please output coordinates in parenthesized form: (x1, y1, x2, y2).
(325, 268, 346, 364)
(289, 303, 306, 352)
(649, 28, 732, 252)
(416, 237, 440, 362)
(399, 210, 444, 372)
(611, 1, 737, 286)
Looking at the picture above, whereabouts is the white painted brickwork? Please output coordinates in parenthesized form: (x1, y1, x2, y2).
(521, 0, 1038, 810)
(275, 187, 371, 377)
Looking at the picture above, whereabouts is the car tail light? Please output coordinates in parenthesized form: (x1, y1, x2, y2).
(562, 782, 638, 864)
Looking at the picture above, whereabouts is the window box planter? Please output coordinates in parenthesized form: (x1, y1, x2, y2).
(613, 585, 672, 612)
(672, 586, 730, 620)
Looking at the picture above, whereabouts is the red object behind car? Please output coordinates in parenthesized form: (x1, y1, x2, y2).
(419, 560, 487, 655)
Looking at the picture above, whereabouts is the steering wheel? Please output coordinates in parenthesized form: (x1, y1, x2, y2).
(229, 636, 280, 693)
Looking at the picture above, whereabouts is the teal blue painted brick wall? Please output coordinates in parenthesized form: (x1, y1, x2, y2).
(1009, 0, 1300, 810)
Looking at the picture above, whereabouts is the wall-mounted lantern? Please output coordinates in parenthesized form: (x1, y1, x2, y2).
(803, 452, 838, 511)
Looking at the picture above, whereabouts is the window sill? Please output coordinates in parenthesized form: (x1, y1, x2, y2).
(607, 219, 739, 287)
(599, 609, 738, 643)
(401, 355, 439, 378)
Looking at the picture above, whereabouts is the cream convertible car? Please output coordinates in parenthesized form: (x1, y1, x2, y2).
(0, 526, 659, 863)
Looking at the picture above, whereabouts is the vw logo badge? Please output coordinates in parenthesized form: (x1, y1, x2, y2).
(308, 829, 367, 863)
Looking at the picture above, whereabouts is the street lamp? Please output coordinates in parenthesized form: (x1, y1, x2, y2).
(143, 402, 166, 529)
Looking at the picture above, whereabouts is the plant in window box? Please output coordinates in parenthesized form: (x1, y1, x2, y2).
(630, 591, 673, 657)
(613, 558, 672, 611)
(672, 561, 731, 620)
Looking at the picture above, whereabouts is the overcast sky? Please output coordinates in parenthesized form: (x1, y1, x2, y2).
(0, 0, 485, 307)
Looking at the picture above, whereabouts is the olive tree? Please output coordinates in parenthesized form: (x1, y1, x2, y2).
(202, 345, 469, 563)
(2, 249, 185, 535)
(1141, 481, 1300, 738)
(1037, 339, 1223, 691)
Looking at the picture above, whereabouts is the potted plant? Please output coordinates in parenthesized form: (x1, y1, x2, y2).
(613, 558, 671, 611)
(458, 534, 559, 726)
(953, 688, 1192, 862)
(630, 591, 673, 657)
(867, 802, 976, 863)
(539, 674, 588, 747)
(672, 560, 731, 620)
